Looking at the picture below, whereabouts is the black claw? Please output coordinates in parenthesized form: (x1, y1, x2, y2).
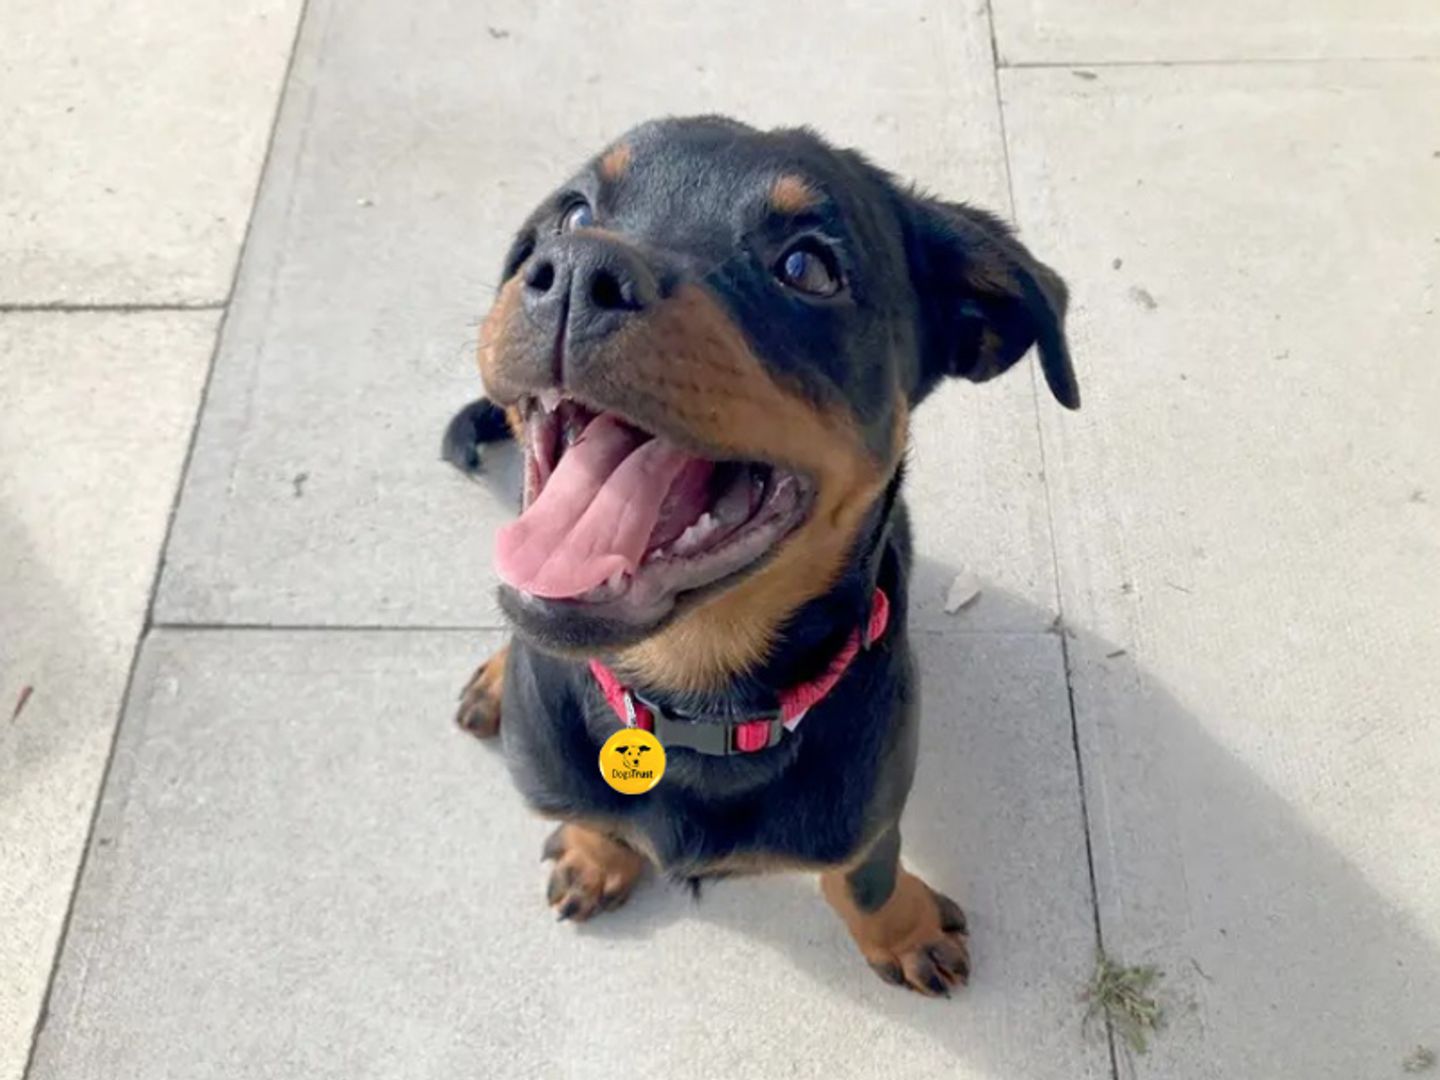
(924, 971, 951, 998)
(599, 889, 627, 912)
(869, 961, 905, 987)
(934, 891, 968, 935)
(556, 896, 581, 921)
(924, 941, 970, 988)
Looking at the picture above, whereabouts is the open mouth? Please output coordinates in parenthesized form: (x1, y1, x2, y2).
(494, 393, 814, 618)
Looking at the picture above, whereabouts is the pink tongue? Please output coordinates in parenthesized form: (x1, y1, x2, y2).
(495, 414, 705, 599)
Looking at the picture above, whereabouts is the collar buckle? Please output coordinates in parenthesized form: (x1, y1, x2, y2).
(641, 695, 784, 756)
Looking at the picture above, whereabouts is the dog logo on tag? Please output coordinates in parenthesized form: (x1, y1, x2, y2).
(599, 728, 665, 794)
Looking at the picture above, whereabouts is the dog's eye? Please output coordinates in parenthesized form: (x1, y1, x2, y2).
(775, 243, 841, 297)
(561, 201, 594, 232)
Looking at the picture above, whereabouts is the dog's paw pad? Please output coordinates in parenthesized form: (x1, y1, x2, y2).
(541, 825, 647, 922)
(874, 931, 969, 996)
(862, 885, 970, 998)
(455, 653, 505, 739)
(455, 690, 501, 738)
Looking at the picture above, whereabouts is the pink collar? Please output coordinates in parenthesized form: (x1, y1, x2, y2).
(588, 588, 890, 756)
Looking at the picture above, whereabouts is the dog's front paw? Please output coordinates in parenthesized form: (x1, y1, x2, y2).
(864, 885, 970, 997)
(826, 870, 970, 997)
(455, 645, 508, 738)
(542, 824, 648, 922)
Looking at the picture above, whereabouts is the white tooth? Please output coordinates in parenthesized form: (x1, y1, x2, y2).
(607, 570, 625, 591)
(674, 513, 722, 555)
(539, 388, 562, 412)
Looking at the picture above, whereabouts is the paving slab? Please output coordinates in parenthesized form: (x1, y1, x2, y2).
(0, 0, 302, 305)
(1004, 64, 1440, 1075)
(991, 0, 1440, 65)
(153, 0, 1065, 634)
(30, 626, 1106, 1080)
(0, 311, 217, 1080)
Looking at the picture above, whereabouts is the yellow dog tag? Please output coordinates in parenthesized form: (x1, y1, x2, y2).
(598, 728, 666, 794)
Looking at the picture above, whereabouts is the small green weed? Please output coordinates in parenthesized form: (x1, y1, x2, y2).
(1082, 953, 1165, 1055)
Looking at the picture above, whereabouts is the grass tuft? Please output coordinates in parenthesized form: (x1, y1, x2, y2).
(1082, 953, 1165, 1055)
(1404, 1046, 1436, 1073)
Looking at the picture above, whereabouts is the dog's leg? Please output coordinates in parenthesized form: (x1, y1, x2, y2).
(821, 825, 970, 997)
(455, 643, 509, 738)
(440, 397, 514, 476)
(541, 823, 648, 921)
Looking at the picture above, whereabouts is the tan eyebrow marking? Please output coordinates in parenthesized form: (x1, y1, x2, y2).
(770, 174, 821, 214)
(599, 142, 632, 181)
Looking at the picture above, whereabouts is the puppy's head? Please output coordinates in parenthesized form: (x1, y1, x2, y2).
(480, 117, 1077, 689)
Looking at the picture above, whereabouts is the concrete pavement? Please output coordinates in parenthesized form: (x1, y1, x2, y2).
(4, 2, 1439, 1078)
(1, 2, 302, 1076)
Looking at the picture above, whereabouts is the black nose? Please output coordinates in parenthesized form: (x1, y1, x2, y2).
(521, 234, 657, 345)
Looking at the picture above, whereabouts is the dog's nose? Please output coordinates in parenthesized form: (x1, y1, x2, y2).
(521, 233, 657, 345)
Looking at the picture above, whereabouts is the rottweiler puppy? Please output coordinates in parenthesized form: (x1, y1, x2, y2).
(444, 115, 1077, 997)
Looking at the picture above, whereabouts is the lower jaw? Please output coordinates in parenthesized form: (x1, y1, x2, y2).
(498, 585, 665, 655)
(497, 572, 720, 656)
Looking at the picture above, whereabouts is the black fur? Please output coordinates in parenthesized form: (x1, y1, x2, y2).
(440, 397, 511, 476)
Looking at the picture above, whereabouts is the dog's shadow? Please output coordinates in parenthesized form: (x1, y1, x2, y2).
(553, 557, 1439, 1076)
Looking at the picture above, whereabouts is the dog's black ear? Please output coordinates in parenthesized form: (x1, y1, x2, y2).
(901, 194, 1078, 409)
